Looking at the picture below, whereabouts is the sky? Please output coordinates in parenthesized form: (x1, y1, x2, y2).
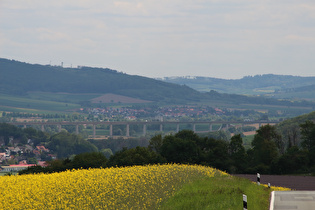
(0, 0, 315, 79)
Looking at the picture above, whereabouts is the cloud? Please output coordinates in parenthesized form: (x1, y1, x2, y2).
(0, 0, 315, 78)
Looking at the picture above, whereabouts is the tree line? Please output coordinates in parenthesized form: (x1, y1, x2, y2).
(19, 121, 315, 175)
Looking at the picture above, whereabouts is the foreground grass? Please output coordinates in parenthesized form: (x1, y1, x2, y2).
(160, 176, 290, 210)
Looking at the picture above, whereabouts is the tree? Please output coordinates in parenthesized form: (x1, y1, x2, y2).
(100, 148, 113, 158)
(148, 134, 163, 153)
(71, 152, 107, 169)
(157, 130, 201, 164)
(48, 131, 98, 158)
(272, 146, 309, 174)
(300, 120, 315, 166)
(250, 125, 280, 173)
(107, 147, 165, 167)
(229, 134, 247, 173)
(198, 137, 231, 171)
(300, 121, 315, 151)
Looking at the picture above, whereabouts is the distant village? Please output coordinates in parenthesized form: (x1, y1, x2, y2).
(86, 105, 227, 121)
(0, 137, 55, 173)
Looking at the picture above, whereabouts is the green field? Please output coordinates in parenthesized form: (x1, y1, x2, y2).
(0, 93, 81, 113)
(27, 91, 102, 103)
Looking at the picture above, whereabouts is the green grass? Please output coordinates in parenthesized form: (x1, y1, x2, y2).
(160, 175, 272, 210)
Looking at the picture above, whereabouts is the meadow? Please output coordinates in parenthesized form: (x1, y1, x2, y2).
(0, 164, 289, 209)
(0, 94, 81, 113)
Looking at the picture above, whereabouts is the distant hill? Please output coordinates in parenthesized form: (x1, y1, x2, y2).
(160, 75, 315, 101)
(1, 58, 315, 115)
(0, 58, 203, 104)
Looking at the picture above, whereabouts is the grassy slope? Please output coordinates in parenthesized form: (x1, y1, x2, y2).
(161, 175, 284, 210)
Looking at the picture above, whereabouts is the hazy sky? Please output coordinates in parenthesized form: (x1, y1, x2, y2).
(1, 0, 315, 79)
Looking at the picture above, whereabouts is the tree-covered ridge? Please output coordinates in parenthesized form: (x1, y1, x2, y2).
(2, 58, 315, 109)
(0, 58, 203, 103)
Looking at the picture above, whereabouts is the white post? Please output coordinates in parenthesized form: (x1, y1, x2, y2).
(243, 194, 247, 210)
(257, 173, 260, 185)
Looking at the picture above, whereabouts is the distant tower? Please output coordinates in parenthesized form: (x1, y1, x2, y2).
(61, 62, 63, 67)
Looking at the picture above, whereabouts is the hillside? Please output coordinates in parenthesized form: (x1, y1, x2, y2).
(1, 58, 315, 116)
(0, 58, 203, 104)
(161, 75, 315, 101)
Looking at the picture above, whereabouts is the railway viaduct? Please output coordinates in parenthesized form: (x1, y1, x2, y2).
(9, 120, 279, 138)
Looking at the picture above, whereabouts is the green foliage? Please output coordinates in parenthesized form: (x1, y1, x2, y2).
(48, 131, 98, 158)
(300, 120, 315, 166)
(229, 134, 247, 173)
(160, 135, 200, 164)
(198, 137, 231, 171)
(100, 148, 113, 158)
(251, 125, 280, 167)
(0, 123, 25, 145)
(148, 134, 163, 153)
(71, 152, 108, 169)
(272, 146, 309, 174)
(19, 152, 108, 175)
(88, 138, 149, 153)
(107, 146, 166, 167)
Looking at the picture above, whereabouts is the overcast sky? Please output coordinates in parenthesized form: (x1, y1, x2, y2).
(1, 0, 315, 79)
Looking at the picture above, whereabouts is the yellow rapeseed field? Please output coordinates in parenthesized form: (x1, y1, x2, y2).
(0, 164, 228, 210)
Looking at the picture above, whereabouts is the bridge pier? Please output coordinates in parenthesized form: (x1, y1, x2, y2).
(41, 125, 45, 132)
(9, 120, 279, 138)
(109, 124, 113, 136)
(143, 124, 146, 136)
(126, 124, 130, 137)
(93, 124, 96, 138)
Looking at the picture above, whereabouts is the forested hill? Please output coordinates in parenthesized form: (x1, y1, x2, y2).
(1, 58, 315, 108)
(0, 58, 203, 103)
